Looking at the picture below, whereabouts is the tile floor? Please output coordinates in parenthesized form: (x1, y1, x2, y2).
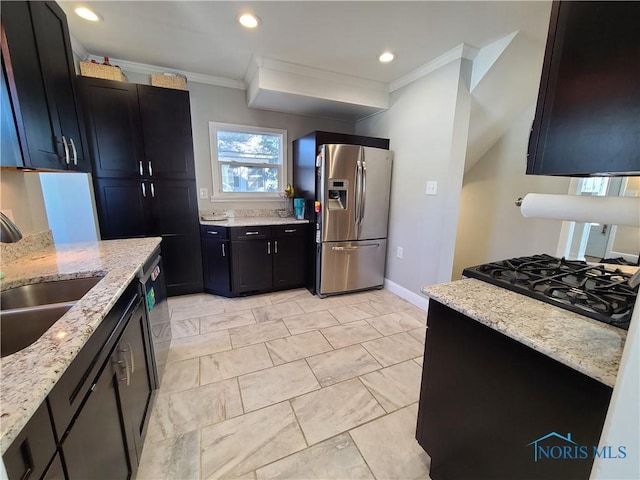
(136, 288, 432, 480)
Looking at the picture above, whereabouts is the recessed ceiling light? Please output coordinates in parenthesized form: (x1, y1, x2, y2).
(378, 51, 395, 63)
(238, 13, 260, 29)
(75, 6, 100, 22)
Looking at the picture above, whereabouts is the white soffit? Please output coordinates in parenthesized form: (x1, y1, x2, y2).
(245, 57, 389, 120)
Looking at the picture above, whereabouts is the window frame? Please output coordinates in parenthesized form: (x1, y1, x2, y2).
(209, 122, 287, 201)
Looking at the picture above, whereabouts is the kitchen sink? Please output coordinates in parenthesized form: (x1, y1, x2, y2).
(1, 276, 104, 310)
(0, 276, 104, 357)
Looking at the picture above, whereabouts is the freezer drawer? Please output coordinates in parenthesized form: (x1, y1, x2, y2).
(319, 239, 387, 295)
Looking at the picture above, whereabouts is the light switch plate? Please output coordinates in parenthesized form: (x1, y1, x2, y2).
(426, 181, 438, 195)
(199, 188, 208, 199)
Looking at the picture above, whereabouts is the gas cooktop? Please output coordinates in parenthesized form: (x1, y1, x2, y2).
(462, 254, 638, 330)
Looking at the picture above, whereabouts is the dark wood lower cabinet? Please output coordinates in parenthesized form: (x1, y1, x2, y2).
(231, 240, 273, 294)
(202, 237, 231, 296)
(272, 234, 306, 289)
(416, 300, 612, 480)
(61, 360, 130, 480)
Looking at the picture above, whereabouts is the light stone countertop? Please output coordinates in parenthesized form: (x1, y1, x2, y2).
(421, 278, 627, 388)
(0, 238, 162, 454)
(200, 216, 309, 227)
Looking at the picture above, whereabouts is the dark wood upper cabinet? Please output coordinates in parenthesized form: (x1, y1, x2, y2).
(0, 1, 88, 171)
(79, 77, 144, 178)
(527, 1, 640, 176)
(137, 85, 196, 179)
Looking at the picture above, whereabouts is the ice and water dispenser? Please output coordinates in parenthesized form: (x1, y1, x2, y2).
(327, 179, 348, 210)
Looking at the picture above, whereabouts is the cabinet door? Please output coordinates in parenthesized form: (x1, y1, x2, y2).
(30, 1, 88, 172)
(202, 238, 231, 295)
(114, 300, 154, 469)
(79, 77, 144, 178)
(137, 85, 195, 179)
(93, 178, 151, 239)
(61, 361, 130, 480)
(1, 1, 61, 169)
(272, 235, 306, 289)
(231, 240, 272, 293)
(160, 233, 204, 296)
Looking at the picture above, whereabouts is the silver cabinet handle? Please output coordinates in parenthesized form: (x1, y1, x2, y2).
(61, 136, 70, 164)
(142, 182, 146, 197)
(284, 229, 297, 233)
(246, 231, 259, 236)
(207, 231, 219, 235)
(139, 161, 144, 176)
(267, 241, 271, 255)
(69, 138, 78, 165)
(222, 243, 226, 257)
(148, 161, 153, 176)
(128, 342, 134, 374)
(275, 240, 278, 254)
(150, 182, 155, 198)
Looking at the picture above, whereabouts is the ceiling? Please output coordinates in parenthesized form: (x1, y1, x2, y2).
(59, 1, 551, 87)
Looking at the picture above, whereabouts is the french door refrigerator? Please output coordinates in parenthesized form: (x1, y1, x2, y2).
(316, 144, 393, 296)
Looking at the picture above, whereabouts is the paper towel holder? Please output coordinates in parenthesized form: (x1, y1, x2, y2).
(515, 197, 523, 207)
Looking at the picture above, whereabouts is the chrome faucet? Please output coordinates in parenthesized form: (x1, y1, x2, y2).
(0, 212, 23, 243)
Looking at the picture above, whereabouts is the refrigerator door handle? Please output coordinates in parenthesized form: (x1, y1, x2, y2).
(331, 243, 380, 251)
(360, 159, 367, 226)
(354, 160, 361, 227)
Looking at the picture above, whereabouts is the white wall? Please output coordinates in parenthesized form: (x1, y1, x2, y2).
(452, 104, 571, 279)
(356, 58, 473, 295)
(122, 70, 355, 213)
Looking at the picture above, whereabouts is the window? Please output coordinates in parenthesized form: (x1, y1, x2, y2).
(209, 122, 287, 200)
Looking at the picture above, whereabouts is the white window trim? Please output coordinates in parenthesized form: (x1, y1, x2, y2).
(209, 122, 287, 202)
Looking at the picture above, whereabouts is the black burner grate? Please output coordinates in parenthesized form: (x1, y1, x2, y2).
(463, 254, 638, 329)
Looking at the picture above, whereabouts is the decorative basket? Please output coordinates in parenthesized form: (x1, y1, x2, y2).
(79, 62, 127, 81)
(150, 73, 187, 90)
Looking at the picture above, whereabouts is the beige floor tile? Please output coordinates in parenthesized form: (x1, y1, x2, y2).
(229, 320, 290, 348)
(306, 345, 381, 386)
(137, 430, 200, 480)
(339, 291, 377, 305)
(267, 289, 313, 304)
(255, 433, 374, 480)
(282, 310, 339, 335)
(168, 293, 226, 309)
(320, 320, 382, 349)
(414, 356, 424, 367)
(367, 311, 426, 336)
(350, 404, 431, 480)
(166, 330, 231, 363)
(239, 360, 320, 412)
(401, 305, 428, 324)
(327, 304, 374, 324)
(364, 300, 401, 315)
(158, 358, 199, 395)
(147, 379, 243, 442)
(252, 302, 304, 322)
(291, 378, 385, 445)
(408, 326, 427, 344)
(171, 299, 226, 321)
(266, 331, 333, 366)
(170, 318, 200, 339)
(296, 296, 347, 313)
(151, 322, 172, 343)
(200, 310, 256, 334)
(201, 344, 273, 385)
(201, 402, 306, 479)
(223, 295, 272, 313)
(362, 332, 424, 367)
(360, 360, 422, 413)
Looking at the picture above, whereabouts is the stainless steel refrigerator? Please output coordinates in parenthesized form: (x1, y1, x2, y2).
(315, 144, 393, 296)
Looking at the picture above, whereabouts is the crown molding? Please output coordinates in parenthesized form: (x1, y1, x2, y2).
(389, 43, 479, 93)
(86, 55, 245, 90)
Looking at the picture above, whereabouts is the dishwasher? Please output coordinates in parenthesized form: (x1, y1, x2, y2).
(138, 248, 172, 387)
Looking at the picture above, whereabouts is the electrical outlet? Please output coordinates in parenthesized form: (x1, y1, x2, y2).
(426, 181, 438, 195)
(199, 188, 208, 199)
(396, 246, 403, 259)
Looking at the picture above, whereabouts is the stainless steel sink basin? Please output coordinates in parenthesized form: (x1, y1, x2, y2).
(0, 276, 104, 357)
(1, 276, 104, 310)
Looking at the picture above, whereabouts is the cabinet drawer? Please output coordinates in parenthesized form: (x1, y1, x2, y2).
(200, 225, 229, 239)
(3, 402, 57, 480)
(230, 226, 271, 241)
(272, 224, 306, 237)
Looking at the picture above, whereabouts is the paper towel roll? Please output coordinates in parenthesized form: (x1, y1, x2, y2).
(520, 194, 640, 227)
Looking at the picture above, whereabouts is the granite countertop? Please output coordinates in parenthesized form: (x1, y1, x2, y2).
(0, 238, 162, 454)
(200, 216, 309, 227)
(421, 278, 626, 388)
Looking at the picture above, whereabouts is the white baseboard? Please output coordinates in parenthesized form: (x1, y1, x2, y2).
(383, 278, 430, 311)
